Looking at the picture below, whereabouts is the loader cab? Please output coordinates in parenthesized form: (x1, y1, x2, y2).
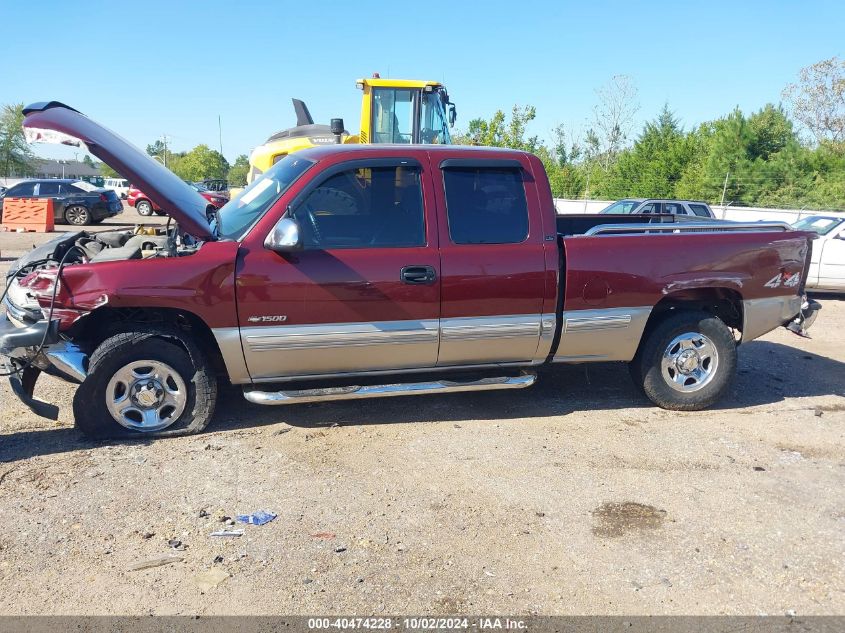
(357, 77, 456, 145)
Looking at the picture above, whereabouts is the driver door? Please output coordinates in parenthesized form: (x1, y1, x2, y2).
(235, 156, 441, 381)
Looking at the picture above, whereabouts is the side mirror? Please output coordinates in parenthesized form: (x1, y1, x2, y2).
(264, 217, 302, 252)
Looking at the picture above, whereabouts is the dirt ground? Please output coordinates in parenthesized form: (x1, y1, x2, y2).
(0, 213, 843, 615)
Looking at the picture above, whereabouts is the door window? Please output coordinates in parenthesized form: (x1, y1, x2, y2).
(443, 167, 528, 244)
(663, 202, 685, 215)
(638, 202, 658, 214)
(372, 88, 415, 144)
(38, 182, 61, 196)
(689, 204, 711, 217)
(6, 182, 35, 197)
(293, 165, 425, 249)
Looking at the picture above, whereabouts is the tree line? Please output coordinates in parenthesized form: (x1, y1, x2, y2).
(453, 57, 845, 210)
(2, 57, 842, 208)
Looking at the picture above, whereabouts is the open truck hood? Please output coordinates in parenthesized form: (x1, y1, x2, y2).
(22, 102, 214, 240)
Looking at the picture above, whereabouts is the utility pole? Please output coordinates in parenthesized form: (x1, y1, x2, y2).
(162, 134, 170, 168)
(218, 115, 223, 156)
(719, 170, 729, 215)
(582, 169, 592, 213)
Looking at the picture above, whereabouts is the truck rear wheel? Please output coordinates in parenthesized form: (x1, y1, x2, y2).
(73, 326, 217, 439)
(629, 311, 736, 411)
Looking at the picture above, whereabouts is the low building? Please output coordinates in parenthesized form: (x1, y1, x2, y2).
(34, 159, 101, 181)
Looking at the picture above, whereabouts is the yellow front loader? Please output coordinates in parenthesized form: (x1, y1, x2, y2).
(246, 75, 456, 183)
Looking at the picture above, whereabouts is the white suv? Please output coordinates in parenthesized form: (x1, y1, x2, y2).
(103, 177, 130, 199)
(600, 198, 715, 218)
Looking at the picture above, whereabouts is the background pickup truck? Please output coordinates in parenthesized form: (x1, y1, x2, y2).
(0, 103, 820, 438)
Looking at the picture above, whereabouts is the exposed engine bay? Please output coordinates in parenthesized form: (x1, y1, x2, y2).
(4, 225, 203, 325)
(8, 225, 202, 276)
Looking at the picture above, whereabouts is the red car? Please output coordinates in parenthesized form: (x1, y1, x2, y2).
(1, 101, 821, 439)
(128, 182, 227, 219)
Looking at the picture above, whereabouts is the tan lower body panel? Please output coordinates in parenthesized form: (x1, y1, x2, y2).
(553, 306, 652, 363)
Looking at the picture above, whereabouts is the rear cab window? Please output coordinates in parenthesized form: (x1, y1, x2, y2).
(442, 165, 528, 244)
(689, 203, 712, 217)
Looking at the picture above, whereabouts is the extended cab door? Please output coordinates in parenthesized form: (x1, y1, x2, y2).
(235, 155, 441, 380)
(433, 156, 552, 366)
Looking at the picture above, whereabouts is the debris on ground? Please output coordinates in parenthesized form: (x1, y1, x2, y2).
(210, 529, 244, 537)
(311, 532, 336, 540)
(193, 568, 230, 591)
(128, 554, 183, 571)
(334, 545, 347, 553)
(167, 539, 184, 550)
(753, 466, 766, 471)
(236, 510, 277, 526)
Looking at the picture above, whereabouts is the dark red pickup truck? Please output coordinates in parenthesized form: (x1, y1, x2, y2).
(0, 102, 820, 438)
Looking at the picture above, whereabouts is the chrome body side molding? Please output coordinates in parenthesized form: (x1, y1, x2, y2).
(553, 306, 652, 363)
(239, 319, 440, 380)
(244, 372, 537, 405)
(742, 295, 802, 343)
(437, 314, 542, 365)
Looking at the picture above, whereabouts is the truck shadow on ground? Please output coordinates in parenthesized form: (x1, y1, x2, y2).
(1, 341, 843, 464)
(212, 339, 845, 431)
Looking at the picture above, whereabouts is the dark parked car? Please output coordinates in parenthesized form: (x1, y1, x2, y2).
(199, 179, 229, 197)
(0, 179, 123, 225)
(600, 198, 715, 218)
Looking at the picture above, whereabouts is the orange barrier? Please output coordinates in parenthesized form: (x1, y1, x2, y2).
(1, 198, 55, 232)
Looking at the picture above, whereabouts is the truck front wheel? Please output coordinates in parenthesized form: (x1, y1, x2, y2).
(73, 327, 217, 438)
(629, 311, 737, 411)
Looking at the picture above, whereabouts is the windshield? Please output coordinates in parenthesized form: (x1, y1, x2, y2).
(600, 200, 641, 214)
(216, 154, 314, 240)
(420, 91, 451, 144)
(792, 215, 844, 236)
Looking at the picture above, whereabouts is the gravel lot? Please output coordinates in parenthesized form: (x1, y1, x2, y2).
(1, 212, 843, 615)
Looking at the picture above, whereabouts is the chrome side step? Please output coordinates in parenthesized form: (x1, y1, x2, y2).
(243, 372, 537, 405)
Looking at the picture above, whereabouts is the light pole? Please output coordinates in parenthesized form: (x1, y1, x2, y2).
(58, 160, 68, 178)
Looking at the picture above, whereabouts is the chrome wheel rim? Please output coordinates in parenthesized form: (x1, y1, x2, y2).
(138, 202, 151, 215)
(66, 206, 88, 224)
(660, 331, 719, 393)
(106, 360, 187, 431)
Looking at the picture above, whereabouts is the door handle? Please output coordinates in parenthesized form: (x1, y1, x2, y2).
(401, 265, 436, 285)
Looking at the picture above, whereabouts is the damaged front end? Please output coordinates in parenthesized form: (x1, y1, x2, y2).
(0, 315, 86, 420)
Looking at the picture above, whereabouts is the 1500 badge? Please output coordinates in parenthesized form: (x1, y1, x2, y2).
(247, 315, 288, 323)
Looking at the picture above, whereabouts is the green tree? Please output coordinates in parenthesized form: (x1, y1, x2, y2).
(227, 154, 249, 186)
(454, 105, 540, 152)
(98, 161, 119, 178)
(598, 105, 694, 199)
(172, 144, 229, 182)
(0, 103, 36, 177)
(82, 154, 95, 168)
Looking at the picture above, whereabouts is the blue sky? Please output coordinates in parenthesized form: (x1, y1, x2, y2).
(1, 0, 842, 162)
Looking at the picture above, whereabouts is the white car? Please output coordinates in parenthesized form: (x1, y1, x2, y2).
(793, 215, 845, 293)
(103, 177, 130, 199)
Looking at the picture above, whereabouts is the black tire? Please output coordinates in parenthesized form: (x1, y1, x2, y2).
(64, 205, 91, 226)
(629, 310, 737, 411)
(154, 210, 167, 216)
(73, 326, 217, 439)
(136, 200, 153, 216)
